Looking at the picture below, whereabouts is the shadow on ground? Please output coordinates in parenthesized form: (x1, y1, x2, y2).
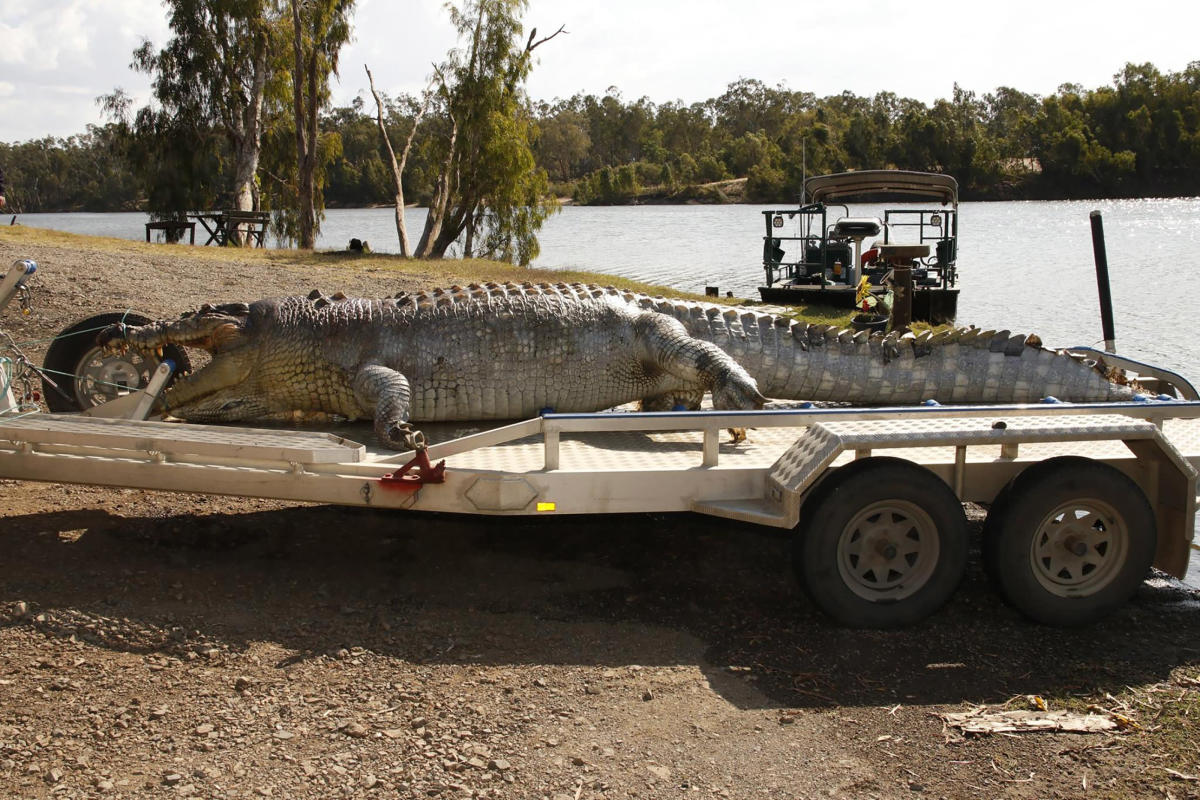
(2, 503, 1197, 710)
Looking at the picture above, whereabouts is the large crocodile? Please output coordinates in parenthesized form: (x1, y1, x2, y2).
(99, 281, 1134, 448)
(99, 284, 767, 449)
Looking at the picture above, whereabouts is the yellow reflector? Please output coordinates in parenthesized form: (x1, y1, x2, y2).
(536, 501, 556, 512)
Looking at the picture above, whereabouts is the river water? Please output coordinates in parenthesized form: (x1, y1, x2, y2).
(10, 199, 1200, 586)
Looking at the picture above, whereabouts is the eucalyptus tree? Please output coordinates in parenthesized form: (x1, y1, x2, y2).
(414, 0, 563, 263)
(288, 0, 355, 248)
(127, 0, 284, 214)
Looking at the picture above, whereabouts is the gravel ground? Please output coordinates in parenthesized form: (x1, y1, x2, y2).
(4, 227, 1200, 800)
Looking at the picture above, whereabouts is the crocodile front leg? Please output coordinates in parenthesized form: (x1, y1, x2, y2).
(352, 363, 424, 450)
(633, 313, 766, 411)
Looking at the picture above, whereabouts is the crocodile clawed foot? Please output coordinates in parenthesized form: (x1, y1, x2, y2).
(711, 377, 768, 412)
(97, 323, 130, 354)
(386, 421, 427, 451)
(727, 427, 748, 444)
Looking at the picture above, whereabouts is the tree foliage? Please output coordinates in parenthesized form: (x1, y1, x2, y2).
(106, 0, 284, 221)
(287, 0, 354, 248)
(6, 60, 1200, 219)
(412, 0, 559, 264)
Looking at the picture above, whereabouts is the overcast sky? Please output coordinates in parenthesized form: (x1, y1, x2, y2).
(2, 0, 1197, 143)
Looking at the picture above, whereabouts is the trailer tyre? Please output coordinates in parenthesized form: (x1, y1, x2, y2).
(795, 459, 968, 628)
(983, 458, 1155, 627)
(42, 312, 190, 412)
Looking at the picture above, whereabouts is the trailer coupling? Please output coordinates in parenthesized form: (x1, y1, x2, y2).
(379, 447, 447, 491)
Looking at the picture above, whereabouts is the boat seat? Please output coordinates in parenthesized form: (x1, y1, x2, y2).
(763, 237, 785, 264)
(933, 238, 956, 266)
(833, 217, 883, 237)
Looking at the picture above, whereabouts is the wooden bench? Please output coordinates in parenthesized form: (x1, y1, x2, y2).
(190, 210, 271, 247)
(145, 220, 196, 244)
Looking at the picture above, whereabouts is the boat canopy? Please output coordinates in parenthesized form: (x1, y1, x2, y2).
(805, 170, 958, 205)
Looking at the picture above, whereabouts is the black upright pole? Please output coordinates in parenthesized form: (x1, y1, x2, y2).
(1089, 211, 1117, 353)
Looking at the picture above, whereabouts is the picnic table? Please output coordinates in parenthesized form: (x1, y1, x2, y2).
(145, 219, 196, 244)
(189, 210, 271, 247)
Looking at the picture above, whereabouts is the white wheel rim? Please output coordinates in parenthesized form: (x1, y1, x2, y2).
(74, 347, 155, 408)
(1029, 498, 1128, 597)
(837, 499, 941, 601)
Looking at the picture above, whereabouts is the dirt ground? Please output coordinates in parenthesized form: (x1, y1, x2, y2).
(4, 227, 1200, 800)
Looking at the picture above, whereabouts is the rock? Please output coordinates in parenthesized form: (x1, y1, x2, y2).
(343, 721, 369, 738)
(488, 758, 510, 772)
(647, 765, 671, 781)
(641, 690, 654, 701)
(163, 772, 184, 785)
(194, 723, 215, 735)
(382, 728, 405, 738)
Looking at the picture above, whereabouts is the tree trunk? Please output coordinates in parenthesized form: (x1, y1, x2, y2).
(415, 117, 457, 258)
(233, 43, 269, 214)
(367, 65, 427, 258)
(290, 0, 316, 249)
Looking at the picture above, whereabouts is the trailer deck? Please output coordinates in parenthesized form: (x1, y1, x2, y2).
(1, 403, 1196, 517)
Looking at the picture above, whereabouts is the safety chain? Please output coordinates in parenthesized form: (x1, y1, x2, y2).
(1, 326, 43, 412)
(1, 273, 45, 412)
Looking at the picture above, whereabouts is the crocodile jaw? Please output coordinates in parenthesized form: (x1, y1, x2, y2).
(158, 350, 268, 422)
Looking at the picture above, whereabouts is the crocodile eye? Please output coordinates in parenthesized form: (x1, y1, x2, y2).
(219, 399, 246, 412)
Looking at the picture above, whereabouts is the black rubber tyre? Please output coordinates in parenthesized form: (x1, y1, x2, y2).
(982, 457, 1156, 627)
(41, 312, 190, 412)
(794, 458, 969, 628)
(980, 478, 1018, 587)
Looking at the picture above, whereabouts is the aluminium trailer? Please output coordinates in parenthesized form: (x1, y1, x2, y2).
(3, 257, 1200, 628)
(1, 398, 1198, 629)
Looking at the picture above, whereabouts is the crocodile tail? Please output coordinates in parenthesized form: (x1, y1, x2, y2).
(644, 301, 1134, 404)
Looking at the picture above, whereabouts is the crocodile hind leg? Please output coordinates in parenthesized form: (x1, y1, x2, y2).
(352, 363, 423, 450)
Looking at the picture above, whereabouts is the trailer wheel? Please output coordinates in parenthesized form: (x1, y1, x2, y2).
(795, 459, 968, 628)
(41, 312, 190, 412)
(983, 458, 1155, 626)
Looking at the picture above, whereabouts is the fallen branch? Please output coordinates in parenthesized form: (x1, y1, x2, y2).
(942, 708, 1120, 735)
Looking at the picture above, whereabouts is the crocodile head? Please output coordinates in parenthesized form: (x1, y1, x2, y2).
(100, 301, 273, 422)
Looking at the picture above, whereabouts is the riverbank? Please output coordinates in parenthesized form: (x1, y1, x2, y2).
(4, 225, 1200, 799)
